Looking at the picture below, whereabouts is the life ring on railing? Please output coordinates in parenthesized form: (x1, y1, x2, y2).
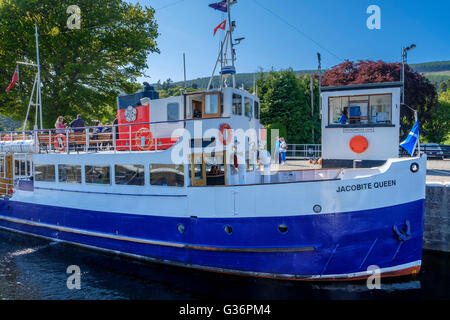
(219, 123, 232, 146)
(53, 134, 67, 152)
(135, 128, 153, 151)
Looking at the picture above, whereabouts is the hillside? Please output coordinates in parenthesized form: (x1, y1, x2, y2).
(0, 114, 21, 131)
(159, 61, 450, 90)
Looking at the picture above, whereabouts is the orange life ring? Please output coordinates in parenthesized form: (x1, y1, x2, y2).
(53, 134, 67, 152)
(219, 123, 232, 146)
(349, 136, 369, 154)
(136, 128, 153, 151)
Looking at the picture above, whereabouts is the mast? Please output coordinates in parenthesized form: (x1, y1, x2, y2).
(35, 24, 43, 130)
(207, 0, 239, 90)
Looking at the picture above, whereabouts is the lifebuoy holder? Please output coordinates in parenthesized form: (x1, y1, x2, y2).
(219, 123, 232, 146)
(54, 134, 67, 152)
(135, 128, 153, 151)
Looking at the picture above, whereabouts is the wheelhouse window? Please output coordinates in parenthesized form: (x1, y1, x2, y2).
(34, 164, 55, 182)
(205, 94, 219, 115)
(58, 164, 82, 184)
(150, 164, 184, 187)
(245, 97, 253, 118)
(254, 101, 260, 119)
(167, 103, 179, 121)
(115, 164, 145, 186)
(232, 94, 242, 115)
(329, 94, 392, 125)
(85, 165, 111, 185)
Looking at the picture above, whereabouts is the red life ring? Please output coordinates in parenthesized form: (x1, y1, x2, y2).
(53, 134, 67, 152)
(219, 123, 232, 146)
(136, 128, 153, 151)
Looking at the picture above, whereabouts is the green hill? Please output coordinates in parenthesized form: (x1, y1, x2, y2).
(158, 61, 450, 90)
(0, 114, 21, 131)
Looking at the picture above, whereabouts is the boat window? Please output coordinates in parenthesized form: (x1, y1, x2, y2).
(15, 160, 26, 176)
(115, 164, 145, 186)
(85, 165, 111, 185)
(245, 97, 253, 118)
(232, 94, 242, 115)
(254, 101, 260, 119)
(58, 164, 82, 184)
(329, 94, 392, 125)
(205, 152, 226, 186)
(150, 164, 184, 187)
(205, 94, 219, 115)
(34, 164, 55, 182)
(167, 103, 179, 121)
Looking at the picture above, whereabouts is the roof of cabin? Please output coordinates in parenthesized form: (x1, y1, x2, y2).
(321, 82, 403, 92)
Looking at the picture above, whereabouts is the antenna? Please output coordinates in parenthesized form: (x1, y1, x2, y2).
(183, 53, 187, 89)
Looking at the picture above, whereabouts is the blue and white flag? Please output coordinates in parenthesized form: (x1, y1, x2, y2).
(208, 1, 228, 12)
(400, 121, 419, 156)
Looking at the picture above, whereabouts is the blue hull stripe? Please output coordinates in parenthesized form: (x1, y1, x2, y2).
(0, 198, 425, 278)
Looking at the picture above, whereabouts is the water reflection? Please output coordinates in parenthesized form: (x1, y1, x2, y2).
(0, 228, 448, 300)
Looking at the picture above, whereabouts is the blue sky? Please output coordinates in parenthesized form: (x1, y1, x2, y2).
(134, 0, 450, 84)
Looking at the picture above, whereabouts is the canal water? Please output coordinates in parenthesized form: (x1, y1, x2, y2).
(0, 228, 449, 300)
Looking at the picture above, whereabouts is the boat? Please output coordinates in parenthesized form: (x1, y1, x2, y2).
(0, 1, 426, 281)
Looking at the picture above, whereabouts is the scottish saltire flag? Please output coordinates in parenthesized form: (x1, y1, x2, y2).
(208, 1, 228, 12)
(400, 121, 419, 156)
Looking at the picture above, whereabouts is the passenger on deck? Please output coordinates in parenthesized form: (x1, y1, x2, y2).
(70, 114, 86, 133)
(55, 116, 66, 134)
(93, 120, 103, 134)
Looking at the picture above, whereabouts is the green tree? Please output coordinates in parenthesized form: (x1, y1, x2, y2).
(423, 89, 450, 143)
(258, 69, 320, 145)
(0, 0, 159, 128)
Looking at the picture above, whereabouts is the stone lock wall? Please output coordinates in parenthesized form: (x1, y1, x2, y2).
(423, 184, 450, 252)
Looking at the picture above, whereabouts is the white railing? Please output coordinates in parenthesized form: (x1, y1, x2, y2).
(0, 120, 183, 154)
(286, 144, 322, 159)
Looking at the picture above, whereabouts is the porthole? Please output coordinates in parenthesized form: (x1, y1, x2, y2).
(224, 225, 233, 235)
(278, 224, 288, 234)
(410, 163, 419, 173)
(313, 205, 322, 214)
(177, 224, 185, 234)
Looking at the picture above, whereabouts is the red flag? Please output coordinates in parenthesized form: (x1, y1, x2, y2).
(5, 66, 19, 93)
(214, 20, 226, 36)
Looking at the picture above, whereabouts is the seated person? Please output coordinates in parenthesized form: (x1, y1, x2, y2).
(338, 111, 348, 124)
(193, 105, 202, 118)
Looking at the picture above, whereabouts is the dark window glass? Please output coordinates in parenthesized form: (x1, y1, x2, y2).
(245, 97, 253, 118)
(58, 164, 82, 183)
(254, 101, 260, 119)
(115, 164, 145, 186)
(167, 103, 179, 121)
(150, 164, 184, 187)
(232, 94, 242, 115)
(85, 166, 111, 185)
(34, 164, 55, 182)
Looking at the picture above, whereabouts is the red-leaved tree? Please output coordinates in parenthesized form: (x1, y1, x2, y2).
(322, 60, 438, 141)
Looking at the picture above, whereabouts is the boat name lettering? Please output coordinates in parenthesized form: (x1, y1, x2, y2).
(336, 180, 396, 193)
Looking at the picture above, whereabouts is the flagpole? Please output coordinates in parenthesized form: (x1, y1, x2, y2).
(35, 24, 43, 130)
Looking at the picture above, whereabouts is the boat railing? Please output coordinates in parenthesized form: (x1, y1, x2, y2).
(0, 120, 184, 154)
(286, 144, 322, 160)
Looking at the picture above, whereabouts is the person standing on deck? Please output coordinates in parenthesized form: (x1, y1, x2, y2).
(280, 137, 287, 165)
(274, 136, 280, 164)
(70, 114, 85, 133)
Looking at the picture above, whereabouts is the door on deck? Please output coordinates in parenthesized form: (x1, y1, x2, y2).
(0, 155, 13, 196)
(190, 152, 227, 187)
